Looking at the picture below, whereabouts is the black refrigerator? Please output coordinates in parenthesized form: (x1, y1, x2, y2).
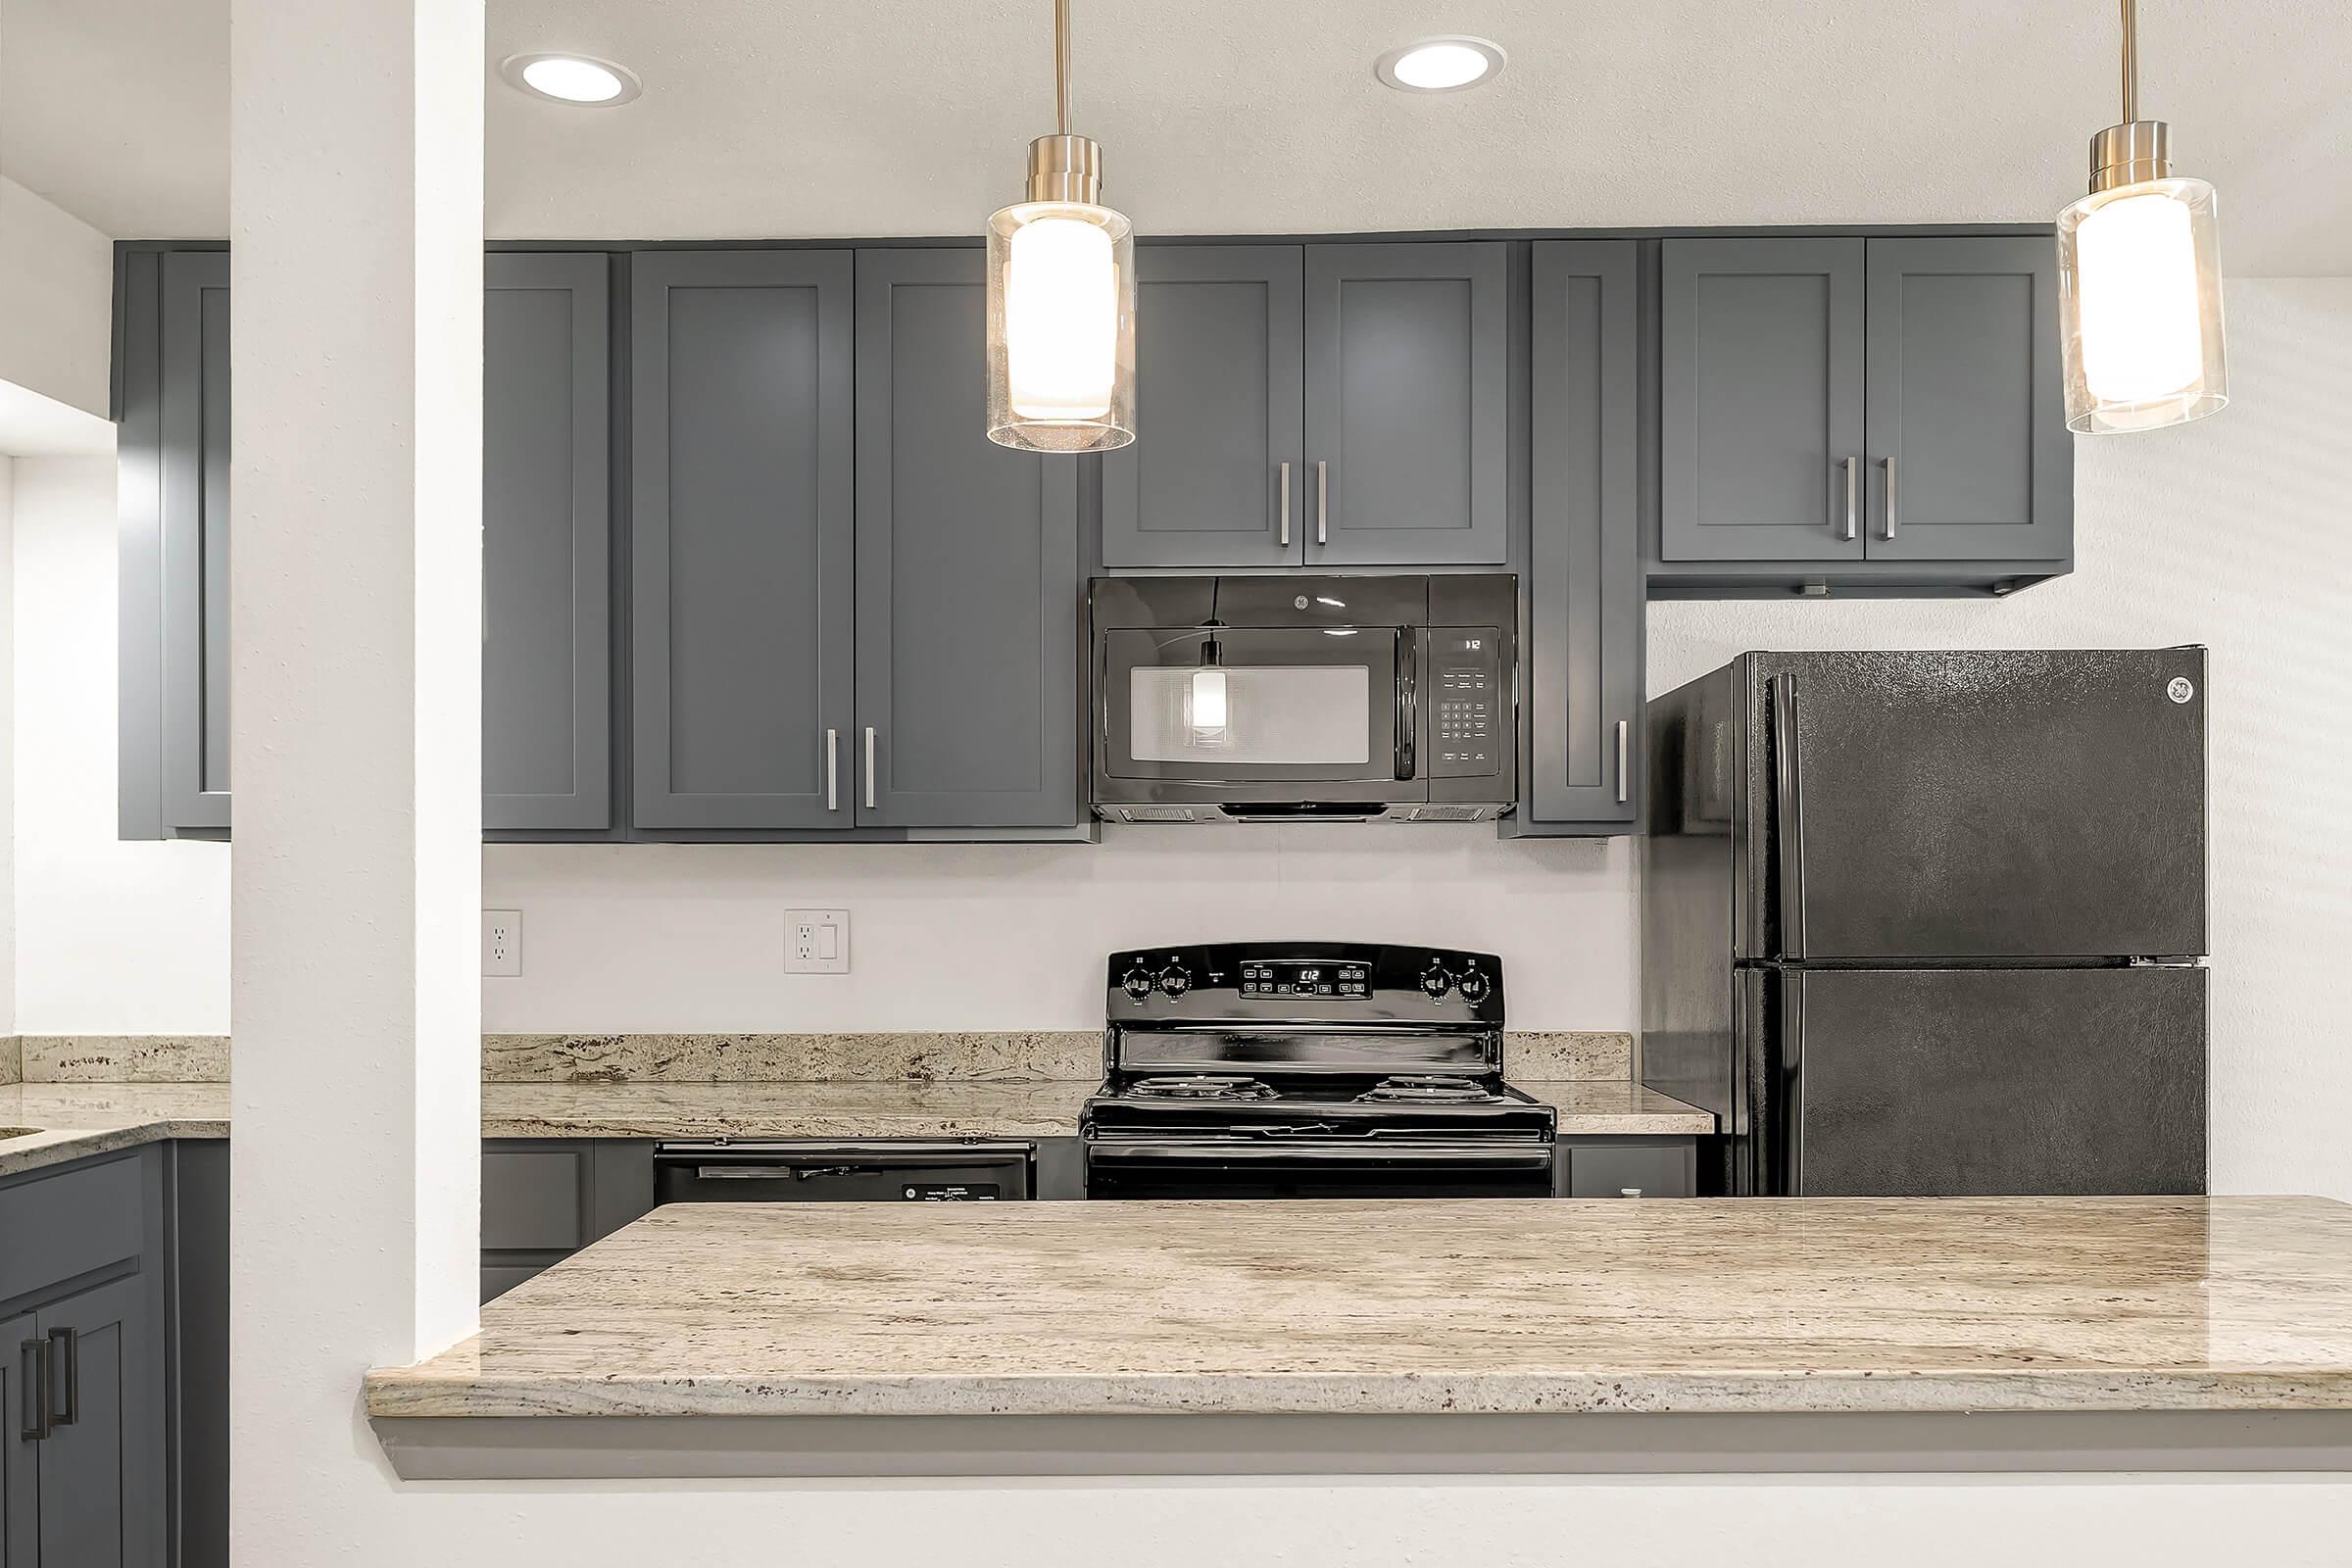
(1640, 649, 2208, 1197)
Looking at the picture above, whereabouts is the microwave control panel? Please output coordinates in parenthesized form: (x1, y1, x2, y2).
(1429, 627, 1502, 777)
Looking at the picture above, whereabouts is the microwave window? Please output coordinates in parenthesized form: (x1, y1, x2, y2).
(1129, 665, 1371, 764)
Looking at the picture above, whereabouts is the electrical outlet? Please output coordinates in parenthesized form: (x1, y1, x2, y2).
(785, 908, 851, 974)
(482, 909, 522, 977)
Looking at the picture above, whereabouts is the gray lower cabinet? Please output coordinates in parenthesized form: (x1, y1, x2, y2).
(1100, 246, 1304, 569)
(1555, 1139, 1698, 1199)
(629, 250, 857, 832)
(0, 1149, 169, 1568)
(484, 253, 614, 832)
(480, 1139, 655, 1300)
(1304, 242, 1509, 566)
(1655, 234, 2071, 594)
(854, 250, 1082, 829)
(1517, 241, 1644, 833)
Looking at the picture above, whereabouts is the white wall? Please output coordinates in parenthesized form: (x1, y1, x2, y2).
(11, 454, 230, 1032)
(0, 460, 14, 1034)
(0, 177, 114, 420)
(483, 833, 1635, 1032)
(1650, 277, 2352, 1200)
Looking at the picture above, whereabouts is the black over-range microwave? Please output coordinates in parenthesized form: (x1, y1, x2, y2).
(1088, 574, 1516, 823)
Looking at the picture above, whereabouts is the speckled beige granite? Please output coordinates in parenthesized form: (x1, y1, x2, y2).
(22, 1034, 230, 1082)
(364, 1196, 2352, 1419)
(482, 1032, 1103, 1083)
(0, 1082, 230, 1176)
(1525, 1081, 1714, 1135)
(1505, 1031, 1632, 1080)
(0, 1037, 19, 1086)
(479, 1081, 1098, 1141)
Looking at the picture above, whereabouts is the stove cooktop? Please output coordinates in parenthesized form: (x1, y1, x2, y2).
(1107, 1071, 1527, 1109)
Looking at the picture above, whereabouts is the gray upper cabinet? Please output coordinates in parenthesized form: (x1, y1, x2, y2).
(1521, 242, 1642, 830)
(1660, 237, 1867, 564)
(1864, 236, 2070, 564)
(855, 251, 1081, 829)
(158, 250, 234, 833)
(484, 253, 612, 832)
(1304, 242, 1509, 566)
(629, 250, 856, 831)
(1100, 246, 1304, 569)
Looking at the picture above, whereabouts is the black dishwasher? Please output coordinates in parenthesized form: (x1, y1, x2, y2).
(653, 1141, 1035, 1202)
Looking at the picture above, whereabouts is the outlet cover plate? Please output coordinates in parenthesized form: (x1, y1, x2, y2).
(482, 909, 522, 977)
(786, 908, 851, 974)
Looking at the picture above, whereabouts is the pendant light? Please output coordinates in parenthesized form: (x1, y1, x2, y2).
(985, 0, 1137, 453)
(2055, 0, 2228, 433)
(1190, 581, 1227, 742)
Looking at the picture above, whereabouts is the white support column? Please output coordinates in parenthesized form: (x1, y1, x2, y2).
(226, 0, 482, 1557)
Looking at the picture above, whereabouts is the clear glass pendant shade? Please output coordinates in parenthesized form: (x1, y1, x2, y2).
(2056, 176, 2228, 433)
(986, 200, 1136, 453)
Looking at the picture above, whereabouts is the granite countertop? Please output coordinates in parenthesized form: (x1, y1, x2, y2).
(1, 1078, 1711, 1177)
(364, 1195, 2352, 1420)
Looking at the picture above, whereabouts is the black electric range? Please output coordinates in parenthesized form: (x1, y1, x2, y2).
(1081, 942, 1554, 1199)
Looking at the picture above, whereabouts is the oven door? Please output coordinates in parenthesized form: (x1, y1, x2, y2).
(1097, 626, 1417, 805)
(1085, 1140, 1552, 1200)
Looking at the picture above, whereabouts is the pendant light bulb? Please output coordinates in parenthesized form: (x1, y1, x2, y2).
(2055, 0, 2228, 433)
(986, 0, 1137, 453)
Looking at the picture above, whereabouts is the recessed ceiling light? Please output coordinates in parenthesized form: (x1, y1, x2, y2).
(1375, 36, 1505, 94)
(500, 53, 643, 107)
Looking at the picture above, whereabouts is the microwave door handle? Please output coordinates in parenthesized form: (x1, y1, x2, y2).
(1396, 626, 1418, 780)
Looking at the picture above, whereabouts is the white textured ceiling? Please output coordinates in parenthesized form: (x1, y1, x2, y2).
(2, 0, 2343, 272)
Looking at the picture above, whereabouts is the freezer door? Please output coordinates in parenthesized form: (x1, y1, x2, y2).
(1743, 649, 2207, 960)
(1771, 965, 2206, 1197)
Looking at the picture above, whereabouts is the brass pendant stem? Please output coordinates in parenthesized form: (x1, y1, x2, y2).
(1054, 0, 1072, 137)
(2119, 0, 2138, 124)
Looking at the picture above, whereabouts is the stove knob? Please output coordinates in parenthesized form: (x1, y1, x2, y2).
(1456, 968, 1490, 1003)
(1419, 965, 1452, 1000)
(1156, 964, 1193, 999)
(1121, 966, 1154, 1002)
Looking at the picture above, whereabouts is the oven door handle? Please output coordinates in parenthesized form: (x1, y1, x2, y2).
(1395, 625, 1419, 781)
(1087, 1143, 1551, 1169)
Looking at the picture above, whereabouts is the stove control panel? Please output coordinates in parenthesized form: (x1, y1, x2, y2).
(1104, 943, 1503, 1025)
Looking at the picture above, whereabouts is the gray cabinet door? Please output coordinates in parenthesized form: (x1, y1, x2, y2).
(1660, 237, 1866, 563)
(1100, 246, 1303, 568)
(1526, 242, 1642, 826)
(34, 1274, 166, 1568)
(2, 1311, 32, 1568)
(630, 250, 856, 830)
(1303, 242, 1508, 565)
(159, 250, 233, 831)
(854, 250, 1081, 829)
(484, 253, 612, 830)
(1864, 236, 2071, 563)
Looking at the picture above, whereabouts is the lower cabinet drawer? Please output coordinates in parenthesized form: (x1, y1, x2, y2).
(0, 1149, 149, 1302)
(480, 1146, 591, 1250)
(1558, 1140, 1698, 1199)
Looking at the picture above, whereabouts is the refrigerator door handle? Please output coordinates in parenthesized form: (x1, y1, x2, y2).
(1779, 969, 1806, 1196)
(1769, 672, 1808, 958)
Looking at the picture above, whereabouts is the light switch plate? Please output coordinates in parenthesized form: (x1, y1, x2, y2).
(482, 909, 522, 977)
(786, 908, 851, 974)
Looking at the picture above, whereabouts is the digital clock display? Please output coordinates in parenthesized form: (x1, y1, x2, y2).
(1234, 959, 1371, 999)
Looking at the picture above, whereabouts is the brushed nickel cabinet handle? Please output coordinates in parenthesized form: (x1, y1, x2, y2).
(1882, 456, 1898, 540)
(1616, 719, 1631, 806)
(1278, 461, 1292, 548)
(825, 728, 839, 811)
(863, 727, 877, 810)
(1839, 456, 1857, 542)
(1315, 460, 1329, 545)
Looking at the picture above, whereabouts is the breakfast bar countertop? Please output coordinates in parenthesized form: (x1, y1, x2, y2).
(365, 1194, 2352, 1421)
